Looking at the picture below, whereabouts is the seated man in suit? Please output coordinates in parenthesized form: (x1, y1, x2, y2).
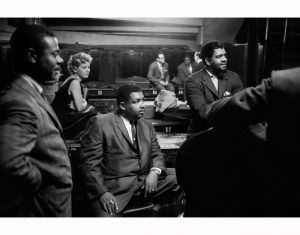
(76, 84, 182, 216)
(174, 55, 193, 88)
(0, 24, 72, 216)
(185, 40, 244, 135)
(147, 52, 175, 92)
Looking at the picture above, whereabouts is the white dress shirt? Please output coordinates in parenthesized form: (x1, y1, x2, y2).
(206, 69, 219, 91)
(187, 64, 193, 74)
(121, 115, 162, 175)
(121, 116, 134, 143)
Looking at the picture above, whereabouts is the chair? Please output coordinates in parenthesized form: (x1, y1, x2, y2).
(62, 111, 96, 139)
(121, 196, 154, 217)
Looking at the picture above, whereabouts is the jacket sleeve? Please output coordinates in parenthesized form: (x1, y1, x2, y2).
(206, 78, 271, 127)
(231, 74, 244, 94)
(78, 115, 108, 200)
(185, 77, 208, 122)
(0, 97, 42, 192)
(149, 124, 166, 174)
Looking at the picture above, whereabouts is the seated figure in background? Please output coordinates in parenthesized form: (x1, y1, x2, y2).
(174, 55, 193, 88)
(147, 52, 175, 92)
(52, 52, 96, 139)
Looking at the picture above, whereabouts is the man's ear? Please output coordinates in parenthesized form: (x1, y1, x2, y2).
(120, 102, 126, 111)
(205, 57, 211, 66)
(27, 48, 37, 64)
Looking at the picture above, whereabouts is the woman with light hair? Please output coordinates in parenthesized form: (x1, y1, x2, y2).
(52, 52, 96, 139)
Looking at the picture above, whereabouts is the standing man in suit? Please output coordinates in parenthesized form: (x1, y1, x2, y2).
(175, 55, 193, 88)
(0, 24, 72, 216)
(192, 51, 204, 73)
(147, 52, 175, 92)
(185, 40, 244, 134)
(77, 85, 181, 216)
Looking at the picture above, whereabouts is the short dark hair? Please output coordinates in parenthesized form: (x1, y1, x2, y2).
(116, 85, 142, 105)
(156, 52, 165, 58)
(184, 55, 191, 60)
(10, 24, 55, 71)
(200, 40, 225, 65)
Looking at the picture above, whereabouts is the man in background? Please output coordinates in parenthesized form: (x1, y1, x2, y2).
(185, 40, 243, 134)
(174, 55, 193, 88)
(147, 52, 175, 92)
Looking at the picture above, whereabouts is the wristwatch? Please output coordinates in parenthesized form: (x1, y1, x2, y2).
(150, 167, 162, 176)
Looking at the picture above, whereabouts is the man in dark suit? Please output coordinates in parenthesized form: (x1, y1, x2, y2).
(147, 52, 175, 92)
(174, 55, 193, 88)
(77, 84, 181, 216)
(185, 40, 243, 134)
(0, 24, 72, 216)
(205, 67, 300, 216)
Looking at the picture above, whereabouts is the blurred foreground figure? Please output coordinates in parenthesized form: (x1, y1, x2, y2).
(204, 67, 300, 216)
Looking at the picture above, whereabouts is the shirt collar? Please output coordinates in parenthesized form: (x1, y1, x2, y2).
(121, 115, 131, 125)
(21, 74, 43, 94)
(205, 69, 216, 78)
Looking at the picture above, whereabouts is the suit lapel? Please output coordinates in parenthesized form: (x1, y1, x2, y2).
(15, 77, 64, 133)
(136, 119, 144, 155)
(36, 93, 64, 131)
(115, 113, 135, 149)
(202, 70, 219, 98)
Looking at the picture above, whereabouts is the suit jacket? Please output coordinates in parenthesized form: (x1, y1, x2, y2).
(0, 74, 72, 216)
(147, 61, 170, 84)
(176, 63, 192, 86)
(206, 67, 300, 216)
(185, 69, 243, 134)
(78, 112, 166, 211)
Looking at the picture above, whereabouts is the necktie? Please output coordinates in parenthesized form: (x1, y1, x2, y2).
(130, 120, 138, 149)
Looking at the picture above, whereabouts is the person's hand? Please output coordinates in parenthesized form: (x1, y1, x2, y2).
(82, 99, 88, 108)
(159, 81, 166, 86)
(160, 80, 168, 86)
(144, 171, 158, 197)
(99, 192, 119, 215)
